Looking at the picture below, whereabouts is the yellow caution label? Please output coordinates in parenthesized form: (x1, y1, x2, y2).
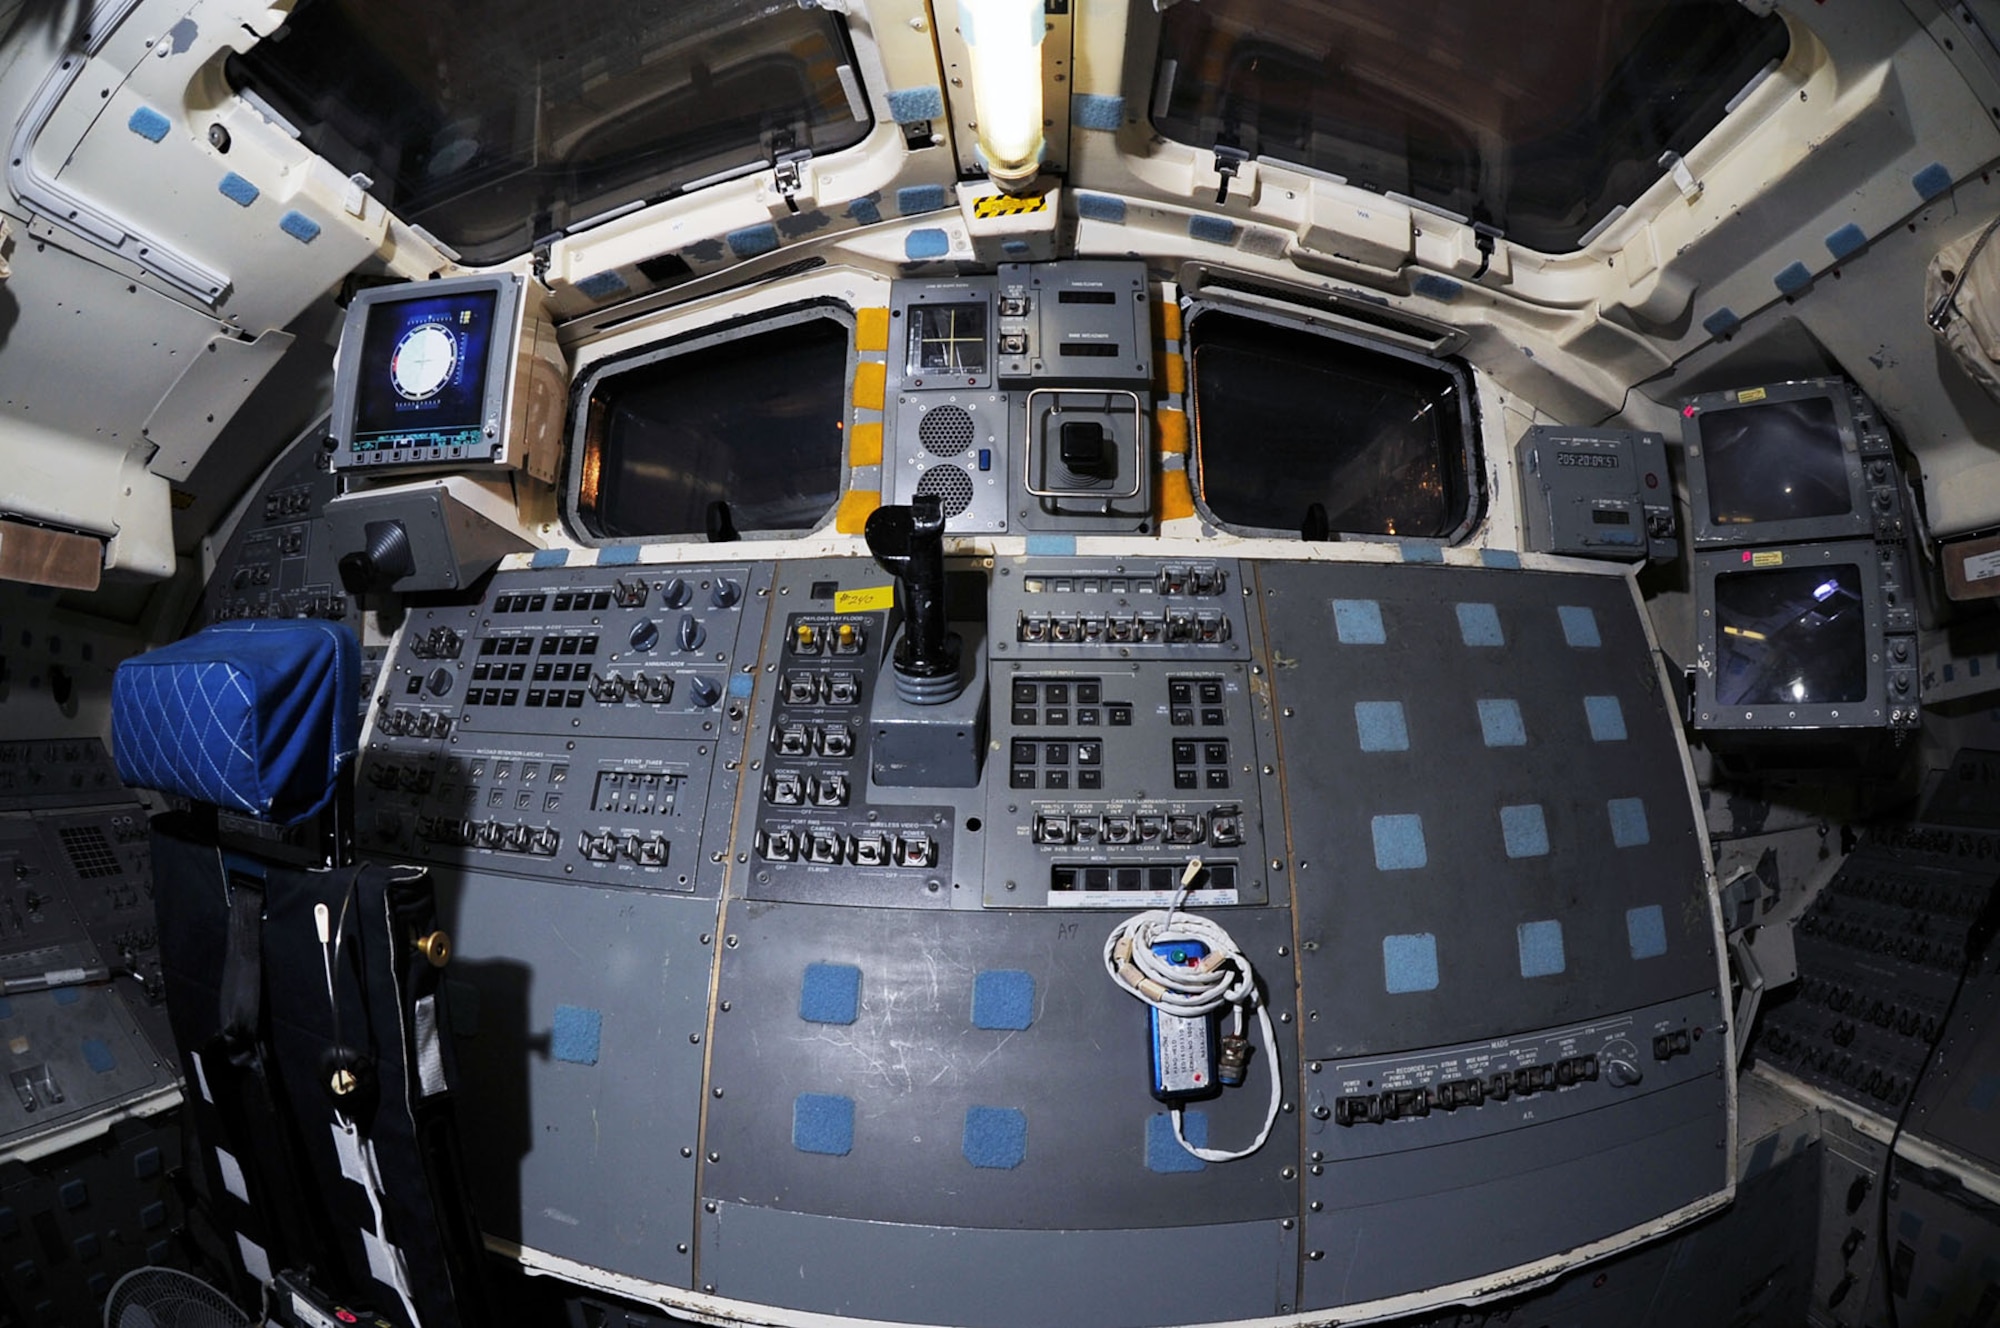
(1748, 549, 1785, 567)
(1736, 387, 1768, 403)
(835, 585, 895, 613)
(973, 193, 1050, 218)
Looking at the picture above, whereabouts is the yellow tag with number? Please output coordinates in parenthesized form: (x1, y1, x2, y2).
(1748, 549, 1785, 567)
(834, 585, 895, 613)
(1736, 387, 1768, 403)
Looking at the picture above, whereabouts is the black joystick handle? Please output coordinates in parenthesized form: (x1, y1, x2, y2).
(865, 496, 961, 684)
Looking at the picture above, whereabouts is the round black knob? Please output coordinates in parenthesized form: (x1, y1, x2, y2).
(677, 615, 706, 652)
(688, 677, 721, 708)
(424, 667, 453, 698)
(629, 620, 660, 652)
(711, 579, 741, 609)
(662, 578, 692, 609)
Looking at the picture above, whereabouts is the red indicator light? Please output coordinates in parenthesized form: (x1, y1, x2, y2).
(1682, 405, 1698, 417)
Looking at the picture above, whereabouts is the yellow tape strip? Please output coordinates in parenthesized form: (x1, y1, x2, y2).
(835, 489, 882, 533)
(852, 361, 886, 412)
(1156, 409, 1189, 455)
(847, 421, 883, 467)
(1160, 469, 1195, 520)
(1160, 300, 1183, 341)
(855, 307, 891, 353)
(973, 194, 1050, 217)
(1163, 353, 1186, 396)
(835, 585, 895, 613)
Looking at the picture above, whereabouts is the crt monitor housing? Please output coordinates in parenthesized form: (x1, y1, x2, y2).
(1690, 539, 1918, 733)
(1680, 378, 1898, 548)
(328, 273, 564, 482)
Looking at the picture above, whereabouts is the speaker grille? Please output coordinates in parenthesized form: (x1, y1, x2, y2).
(915, 465, 975, 517)
(918, 405, 975, 457)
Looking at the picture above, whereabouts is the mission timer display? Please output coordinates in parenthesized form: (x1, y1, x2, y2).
(350, 289, 500, 454)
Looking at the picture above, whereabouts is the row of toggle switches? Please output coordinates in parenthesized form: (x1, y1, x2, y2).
(1016, 610, 1230, 645)
(756, 828, 936, 868)
(1033, 808, 1242, 848)
(418, 816, 560, 856)
(1334, 1056, 1602, 1125)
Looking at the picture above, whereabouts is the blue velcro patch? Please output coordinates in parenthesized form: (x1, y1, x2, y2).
(1824, 223, 1867, 260)
(846, 195, 883, 225)
(793, 1093, 855, 1156)
(972, 970, 1035, 1030)
(726, 224, 780, 259)
(1413, 273, 1463, 302)
(551, 1005, 602, 1065)
(1382, 933, 1439, 993)
(897, 184, 949, 215)
(1913, 162, 1953, 201)
(1146, 1111, 1207, 1173)
(1626, 904, 1668, 959)
(1477, 698, 1526, 748)
(1371, 814, 1427, 871)
(139, 1201, 166, 1230)
(1188, 214, 1239, 245)
(1072, 94, 1125, 131)
(1558, 605, 1601, 648)
(1076, 193, 1127, 224)
(1898, 1210, 1924, 1240)
(800, 962, 861, 1025)
(74, 1233, 99, 1260)
(1002, 239, 1030, 256)
(1500, 804, 1549, 859)
(1332, 599, 1386, 645)
(962, 1106, 1028, 1168)
(729, 673, 754, 697)
(81, 1039, 114, 1073)
(133, 1147, 161, 1180)
(279, 211, 321, 244)
(1025, 534, 1076, 556)
(886, 86, 945, 123)
(1773, 261, 1812, 295)
(530, 548, 570, 568)
(0, 997, 13, 1019)
(1702, 307, 1742, 338)
(905, 228, 951, 260)
(0, 1208, 14, 1238)
(1480, 549, 1522, 569)
(127, 107, 170, 142)
(60, 1180, 87, 1210)
(1456, 602, 1504, 647)
(217, 172, 259, 207)
(1968, 1073, 2000, 1112)
(1939, 1233, 1963, 1262)
(53, 987, 80, 1006)
(1354, 701, 1409, 753)
(1399, 541, 1444, 564)
(1608, 797, 1650, 848)
(1584, 695, 1627, 742)
(574, 271, 630, 300)
(597, 544, 639, 566)
(1517, 920, 1566, 978)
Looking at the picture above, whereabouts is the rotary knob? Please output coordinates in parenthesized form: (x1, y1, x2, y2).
(662, 578, 692, 609)
(677, 614, 706, 652)
(629, 619, 660, 652)
(688, 676, 721, 708)
(711, 578, 742, 609)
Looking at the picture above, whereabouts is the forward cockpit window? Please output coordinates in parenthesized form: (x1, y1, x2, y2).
(1153, 0, 1788, 253)
(229, 0, 872, 265)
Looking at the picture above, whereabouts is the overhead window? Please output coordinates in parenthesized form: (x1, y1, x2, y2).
(572, 309, 852, 543)
(1187, 308, 1478, 541)
(1153, 0, 1789, 253)
(229, 0, 872, 265)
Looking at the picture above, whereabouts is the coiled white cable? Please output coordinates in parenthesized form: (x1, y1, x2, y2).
(1102, 858, 1281, 1162)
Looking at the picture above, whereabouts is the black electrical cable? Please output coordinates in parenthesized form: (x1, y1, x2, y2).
(1874, 877, 2000, 1327)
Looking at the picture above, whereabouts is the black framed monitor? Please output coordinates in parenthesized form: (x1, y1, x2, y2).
(1690, 540, 1918, 735)
(1681, 377, 1901, 548)
(329, 273, 565, 481)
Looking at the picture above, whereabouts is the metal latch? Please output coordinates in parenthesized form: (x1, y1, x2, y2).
(1658, 150, 1703, 203)
(767, 129, 813, 213)
(1213, 143, 1250, 205)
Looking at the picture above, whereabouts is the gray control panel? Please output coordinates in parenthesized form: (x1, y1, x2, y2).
(1516, 425, 1677, 563)
(357, 564, 770, 895)
(884, 262, 1154, 535)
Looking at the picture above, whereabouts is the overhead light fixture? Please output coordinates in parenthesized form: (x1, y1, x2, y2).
(961, 0, 1045, 195)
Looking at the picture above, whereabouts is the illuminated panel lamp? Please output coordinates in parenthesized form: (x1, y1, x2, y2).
(961, 0, 1045, 195)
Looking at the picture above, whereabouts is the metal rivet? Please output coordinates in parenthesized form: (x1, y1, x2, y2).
(707, 1151, 720, 1163)
(700, 933, 713, 945)
(1310, 1150, 1323, 1162)
(1276, 945, 1289, 957)
(681, 1147, 693, 1158)
(1282, 1100, 1294, 1112)
(1281, 1167, 1296, 1179)
(1308, 1250, 1324, 1261)
(1309, 1061, 1321, 1073)
(1311, 1164, 1323, 1175)
(676, 1243, 688, 1254)
(1313, 1106, 1330, 1120)
(720, 1000, 732, 1012)
(689, 1033, 701, 1044)
(1281, 1218, 1294, 1229)
(1279, 1012, 1292, 1023)
(1282, 706, 1294, 716)
(703, 1284, 715, 1294)
(1310, 1200, 1323, 1212)
(726, 934, 739, 948)
(706, 1202, 718, 1213)
(713, 1087, 724, 1098)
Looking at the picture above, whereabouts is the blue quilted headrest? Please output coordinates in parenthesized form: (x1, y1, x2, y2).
(111, 619, 360, 824)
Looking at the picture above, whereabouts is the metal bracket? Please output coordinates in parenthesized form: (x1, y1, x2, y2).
(766, 129, 813, 214)
(1212, 144, 1250, 205)
(1658, 150, 1703, 203)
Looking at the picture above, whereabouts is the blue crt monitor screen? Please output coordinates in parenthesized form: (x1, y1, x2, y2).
(349, 288, 500, 453)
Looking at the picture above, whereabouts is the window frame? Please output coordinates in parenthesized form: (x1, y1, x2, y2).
(1183, 296, 1484, 546)
(563, 300, 858, 547)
